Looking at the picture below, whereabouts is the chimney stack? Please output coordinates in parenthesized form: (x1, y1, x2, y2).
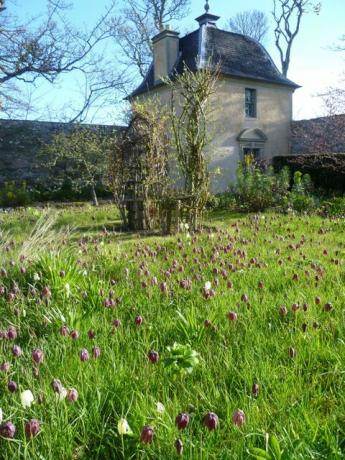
(152, 26, 180, 82)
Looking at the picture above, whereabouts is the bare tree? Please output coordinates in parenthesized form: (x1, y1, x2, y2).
(273, 0, 321, 77)
(109, 0, 190, 81)
(226, 10, 269, 44)
(320, 36, 345, 116)
(0, 0, 124, 121)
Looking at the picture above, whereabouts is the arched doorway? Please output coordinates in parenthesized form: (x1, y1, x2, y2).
(237, 128, 267, 160)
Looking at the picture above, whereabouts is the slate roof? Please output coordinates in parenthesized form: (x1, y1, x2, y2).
(129, 23, 299, 98)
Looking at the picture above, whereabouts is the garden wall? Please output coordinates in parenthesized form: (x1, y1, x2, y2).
(0, 119, 120, 186)
(291, 114, 345, 154)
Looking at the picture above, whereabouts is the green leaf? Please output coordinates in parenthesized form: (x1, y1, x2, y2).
(249, 448, 272, 460)
(269, 435, 281, 460)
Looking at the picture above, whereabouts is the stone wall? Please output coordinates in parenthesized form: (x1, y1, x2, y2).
(291, 114, 345, 155)
(1, 114, 345, 188)
(0, 119, 119, 186)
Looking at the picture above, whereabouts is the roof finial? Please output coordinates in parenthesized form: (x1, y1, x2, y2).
(204, 0, 210, 13)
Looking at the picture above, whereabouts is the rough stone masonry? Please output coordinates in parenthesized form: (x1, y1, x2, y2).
(0, 119, 118, 186)
(0, 115, 344, 186)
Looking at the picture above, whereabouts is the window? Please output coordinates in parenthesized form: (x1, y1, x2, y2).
(245, 88, 257, 118)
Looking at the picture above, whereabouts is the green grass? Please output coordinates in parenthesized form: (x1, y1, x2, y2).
(0, 204, 345, 459)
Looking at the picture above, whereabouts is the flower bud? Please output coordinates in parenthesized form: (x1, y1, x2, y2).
(175, 412, 190, 430)
(67, 388, 79, 402)
(135, 316, 144, 326)
(92, 346, 101, 359)
(227, 311, 238, 321)
(32, 349, 44, 364)
(8, 381, 17, 393)
(148, 351, 159, 364)
(0, 421, 16, 439)
(11, 344, 22, 358)
(232, 409, 245, 427)
(25, 419, 40, 438)
(203, 412, 219, 430)
(252, 383, 259, 398)
(80, 349, 89, 362)
(140, 425, 154, 444)
(175, 438, 183, 455)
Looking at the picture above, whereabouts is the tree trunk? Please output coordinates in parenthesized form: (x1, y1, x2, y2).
(91, 185, 99, 206)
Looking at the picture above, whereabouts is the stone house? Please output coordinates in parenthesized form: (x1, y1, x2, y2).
(129, 9, 299, 191)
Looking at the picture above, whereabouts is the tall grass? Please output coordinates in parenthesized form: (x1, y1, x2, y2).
(0, 206, 344, 459)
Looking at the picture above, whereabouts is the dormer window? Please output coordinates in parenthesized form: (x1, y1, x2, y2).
(245, 88, 257, 118)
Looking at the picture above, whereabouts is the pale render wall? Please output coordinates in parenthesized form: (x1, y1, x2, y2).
(137, 76, 294, 192)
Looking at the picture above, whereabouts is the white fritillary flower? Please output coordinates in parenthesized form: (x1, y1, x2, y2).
(117, 418, 133, 435)
(21, 390, 34, 408)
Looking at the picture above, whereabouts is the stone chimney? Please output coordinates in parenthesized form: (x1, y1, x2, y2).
(152, 26, 180, 82)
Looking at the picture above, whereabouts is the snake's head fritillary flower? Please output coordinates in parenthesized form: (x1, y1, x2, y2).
(25, 419, 40, 438)
(175, 438, 183, 455)
(12, 344, 22, 358)
(0, 421, 16, 439)
(41, 286, 51, 299)
(156, 402, 165, 414)
(227, 311, 238, 321)
(88, 329, 96, 339)
(92, 346, 101, 359)
(175, 413, 190, 430)
(148, 351, 159, 364)
(32, 349, 44, 364)
(80, 349, 89, 362)
(0, 362, 10, 372)
(279, 306, 288, 316)
(7, 326, 17, 340)
(232, 409, 246, 427)
(252, 383, 259, 398)
(20, 390, 34, 408)
(135, 316, 144, 326)
(140, 425, 154, 444)
(117, 418, 133, 435)
(60, 325, 69, 336)
(67, 388, 79, 402)
(8, 381, 17, 393)
(288, 347, 297, 359)
(70, 330, 80, 340)
(203, 412, 219, 430)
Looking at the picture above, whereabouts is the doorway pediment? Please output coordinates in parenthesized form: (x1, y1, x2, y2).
(237, 128, 267, 143)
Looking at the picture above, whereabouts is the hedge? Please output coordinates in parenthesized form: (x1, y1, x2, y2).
(273, 154, 345, 194)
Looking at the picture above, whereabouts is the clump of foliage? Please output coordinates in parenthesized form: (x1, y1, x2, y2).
(0, 181, 32, 207)
(289, 170, 316, 212)
(41, 127, 114, 206)
(109, 99, 170, 230)
(321, 196, 345, 217)
(234, 156, 316, 213)
(235, 156, 290, 211)
(273, 153, 345, 194)
(164, 63, 219, 231)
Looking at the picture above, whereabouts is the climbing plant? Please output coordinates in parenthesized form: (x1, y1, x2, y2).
(164, 63, 219, 231)
(109, 99, 170, 230)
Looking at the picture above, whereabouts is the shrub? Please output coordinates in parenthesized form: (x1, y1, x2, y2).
(273, 154, 345, 194)
(321, 197, 345, 217)
(290, 193, 315, 213)
(0, 181, 32, 207)
(206, 193, 237, 211)
(235, 157, 290, 211)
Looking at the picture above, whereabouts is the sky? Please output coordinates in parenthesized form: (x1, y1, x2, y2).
(4, 0, 345, 123)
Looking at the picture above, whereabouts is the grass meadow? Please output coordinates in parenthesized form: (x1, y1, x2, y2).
(0, 204, 345, 459)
